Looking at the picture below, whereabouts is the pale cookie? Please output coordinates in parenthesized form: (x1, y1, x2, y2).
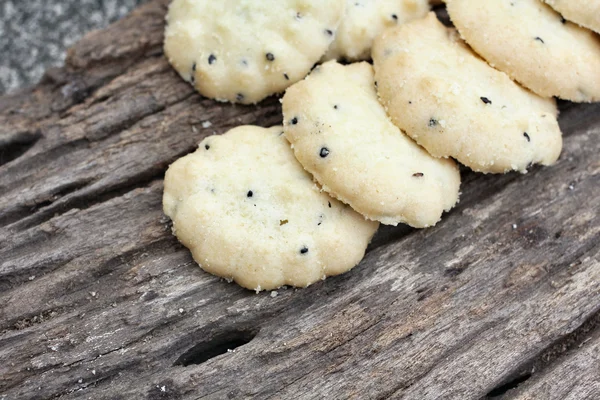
(543, 0, 600, 34)
(163, 125, 378, 291)
(372, 13, 563, 173)
(446, 0, 600, 102)
(164, 0, 345, 104)
(323, 0, 429, 61)
(282, 61, 460, 228)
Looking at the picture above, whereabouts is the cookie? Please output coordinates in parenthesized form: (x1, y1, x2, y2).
(543, 0, 600, 34)
(323, 0, 429, 61)
(164, 0, 345, 104)
(372, 13, 563, 173)
(282, 61, 461, 227)
(446, 0, 600, 102)
(163, 125, 379, 291)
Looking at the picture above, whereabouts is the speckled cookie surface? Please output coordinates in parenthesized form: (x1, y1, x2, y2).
(163, 125, 378, 291)
(283, 61, 460, 227)
(446, 0, 600, 102)
(373, 13, 563, 173)
(543, 0, 600, 34)
(323, 0, 429, 61)
(164, 0, 345, 104)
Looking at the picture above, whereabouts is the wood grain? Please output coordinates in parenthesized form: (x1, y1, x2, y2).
(1, 1, 599, 399)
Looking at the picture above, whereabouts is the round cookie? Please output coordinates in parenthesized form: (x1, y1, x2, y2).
(282, 61, 461, 228)
(163, 125, 378, 291)
(164, 0, 345, 104)
(446, 0, 600, 102)
(323, 0, 429, 61)
(372, 13, 563, 174)
(543, 0, 600, 34)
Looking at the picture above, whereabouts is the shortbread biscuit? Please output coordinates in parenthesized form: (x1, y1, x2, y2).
(446, 0, 600, 102)
(543, 0, 600, 34)
(373, 13, 563, 173)
(164, 0, 345, 104)
(163, 125, 378, 291)
(323, 0, 429, 61)
(282, 61, 461, 227)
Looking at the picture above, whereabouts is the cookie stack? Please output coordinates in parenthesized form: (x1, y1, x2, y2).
(162, 0, 599, 291)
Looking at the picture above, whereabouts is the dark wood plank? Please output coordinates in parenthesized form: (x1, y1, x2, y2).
(1, 1, 599, 399)
(514, 333, 600, 400)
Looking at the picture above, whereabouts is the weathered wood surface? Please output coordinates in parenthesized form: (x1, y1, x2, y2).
(0, 1, 599, 399)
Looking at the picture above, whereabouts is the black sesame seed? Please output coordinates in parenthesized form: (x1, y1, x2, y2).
(236, 93, 244, 102)
(284, 73, 289, 80)
(391, 14, 398, 21)
(290, 117, 298, 125)
(319, 147, 330, 158)
(413, 172, 424, 178)
(266, 52, 275, 61)
(560, 16, 567, 24)
(205, 144, 210, 150)
(208, 54, 216, 64)
(192, 62, 197, 72)
(523, 132, 531, 142)
(325, 29, 333, 36)
(374, 81, 378, 87)
(408, 101, 412, 104)
(480, 97, 492, 105)
(247, 190, 253, 198)
(333, 104, 338, 109)
(328, 201, 332, 208)
(535, 37, 545, 44)
(300, 246, 309, 254)
(429, 118, 438, 127)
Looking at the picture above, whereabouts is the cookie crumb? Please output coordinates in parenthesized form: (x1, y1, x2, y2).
(270, 291, 278, 298)
(202, 121, 212, 128)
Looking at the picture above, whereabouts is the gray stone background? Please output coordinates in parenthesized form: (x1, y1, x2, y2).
(0, 0, 147, 94)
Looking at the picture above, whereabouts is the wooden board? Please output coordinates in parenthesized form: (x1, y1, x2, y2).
(1, 1, 599, 399)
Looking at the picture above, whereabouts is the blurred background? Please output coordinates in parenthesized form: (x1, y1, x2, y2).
(0, 0, 147, 94)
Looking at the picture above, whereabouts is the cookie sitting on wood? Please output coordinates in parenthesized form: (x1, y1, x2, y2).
(446, 0, 600, 102)
(373, 13, 563, 174)
(163, 125, 379, 291)
(164, 0, 345, 104)
(282, 61, 461, 228)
